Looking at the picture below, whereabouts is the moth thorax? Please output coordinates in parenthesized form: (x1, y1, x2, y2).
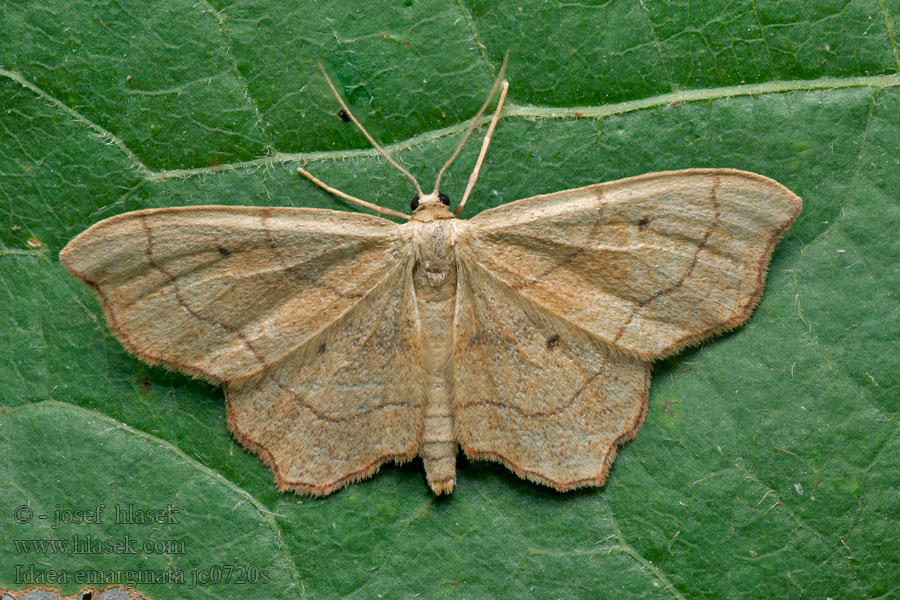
(413, 222, 457, 296)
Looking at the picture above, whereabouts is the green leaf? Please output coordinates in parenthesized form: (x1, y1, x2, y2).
(2, 1, 898, 598)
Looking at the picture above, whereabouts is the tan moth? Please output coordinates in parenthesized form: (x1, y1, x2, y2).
(60, 59, 801, 495)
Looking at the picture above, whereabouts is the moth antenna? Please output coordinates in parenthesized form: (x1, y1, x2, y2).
(317, 63, 424, 198)
(454, 79, 509, 216)
(432, 53, 509, 195)
(297, 166, 410, 220)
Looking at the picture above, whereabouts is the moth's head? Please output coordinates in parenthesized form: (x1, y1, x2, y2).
(410, 192, 454, 221)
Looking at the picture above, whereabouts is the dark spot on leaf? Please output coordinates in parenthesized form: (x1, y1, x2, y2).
(446, 581, 460, 587)
(217, 246, 231, 257)
(337, 109, 351, 122)
(411, 195, 420, 211)
(546, 334, 560, 350)
(637, 216, 650, 230)
(661, 400, 679, 417)
(137, 376, 152, 392)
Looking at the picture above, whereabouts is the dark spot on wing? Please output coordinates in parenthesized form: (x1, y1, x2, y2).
(217, 246, 231, 257)
(318, 342, 327, 354)
(546, 334, 560, 350)
(637, 216, 650, 230)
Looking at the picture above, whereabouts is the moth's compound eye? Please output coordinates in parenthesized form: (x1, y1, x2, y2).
(411, 196, 420, 211)
(438, 193, 450, 206)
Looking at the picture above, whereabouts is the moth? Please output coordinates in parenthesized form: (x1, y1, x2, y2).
(60, 60, 801, 495)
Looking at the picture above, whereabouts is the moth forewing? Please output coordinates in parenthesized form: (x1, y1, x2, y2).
(58, 206, 407, 383)
(461, 169, 802, 361)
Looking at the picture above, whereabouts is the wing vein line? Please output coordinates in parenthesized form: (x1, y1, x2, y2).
(258, 258, 420, 423)
(263, 374, 416, 423)
(260, 207, 364, 300)
(456, 258, 613, 418)
(140, 213, 270, 369)
(458, 353, 610, 418)
(510, 199, 608, 291)
(612, 176, 723, 343)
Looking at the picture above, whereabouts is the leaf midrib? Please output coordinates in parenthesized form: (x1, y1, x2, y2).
(2, 67, 898, 184)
